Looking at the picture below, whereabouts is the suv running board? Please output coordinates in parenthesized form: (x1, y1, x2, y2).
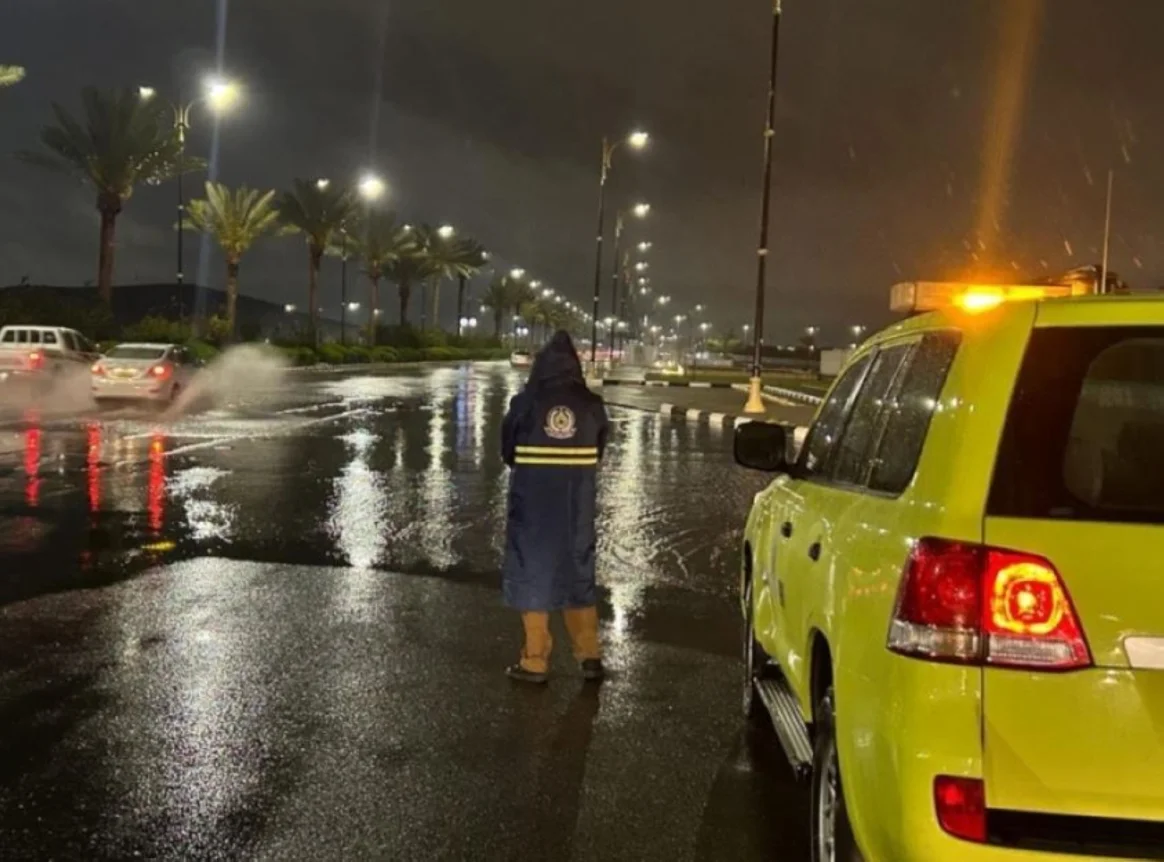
(755, 676, 813, 779)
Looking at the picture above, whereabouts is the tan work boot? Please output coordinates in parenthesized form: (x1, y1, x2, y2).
(507, 611, 552, 684)
(564, 606, 605, 681)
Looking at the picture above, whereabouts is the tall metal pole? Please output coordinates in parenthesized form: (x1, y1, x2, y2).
(744, 0, 783, 415)
(609, 214, 624, 361)
(590, 138, 612, 371)
(1099, 169, 1114, 295)
(340, 228, 348, 344)
(175, 94, 187, 322)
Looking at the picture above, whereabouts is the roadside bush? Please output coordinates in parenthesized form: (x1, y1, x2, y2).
(187, 340, 219, 364)
(317, 343, 347, 365)
(279, 345, 317, 366)
(370, 346, 398, 363)
(422, 346, 456, 362)
(394, 347, 422, 363)
(121, 315, 192, 344)
(344, 345, 371, 364)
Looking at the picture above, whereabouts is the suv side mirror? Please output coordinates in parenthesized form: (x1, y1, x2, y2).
(734, 422, 791, 472)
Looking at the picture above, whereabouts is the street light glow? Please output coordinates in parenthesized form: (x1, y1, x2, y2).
(627, 130, 650, 150)
(510, 268, 526, 280)
(284, 304, 297, 313)
(347, 302, 360, 312)
(437, 224, 456, 239)
(529, 279, 542, 289)
(315, 178, 331, 190)
(635, 261, 649, 272)
(358, 173, 386, 200)
(205, 77, 241, 112)
(632, 202, 651, 218)
(637, 241, 652, 252)
(138, 85, 157, 101)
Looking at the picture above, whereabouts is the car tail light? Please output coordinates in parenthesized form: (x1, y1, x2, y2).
(148, 363, 172, 379)
(888, 538, 1090, 670)
(26, 350, 44, 371)
(934, 776, 986, 843)
(91, 362, 106, 376)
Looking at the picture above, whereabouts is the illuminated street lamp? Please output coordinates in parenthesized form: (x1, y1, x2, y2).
(437, 224, 456, 240)
(284, 304, 297, 314)
(632, 202, 652, 218)
(510, 268, 526, 280)
(635, 261, 649, 273)
(530, 279, 543, 290)
(315, 178, 331, 191)
(851, 324, 866, 339)
(358, 173, 386, 201)
(637, 241, 652, 253)
(590, 130, 651, 369)
(139, 75, 241, 320)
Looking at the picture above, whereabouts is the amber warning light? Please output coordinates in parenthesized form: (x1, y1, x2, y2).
(890, 281, 1078, 315)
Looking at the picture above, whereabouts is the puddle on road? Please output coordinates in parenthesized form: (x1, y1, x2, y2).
(0, 364, 763, 652)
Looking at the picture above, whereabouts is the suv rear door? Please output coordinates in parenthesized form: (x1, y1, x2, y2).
(983, 299, 1164, 830)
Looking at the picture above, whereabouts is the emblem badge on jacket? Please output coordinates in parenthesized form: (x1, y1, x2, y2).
(544, 406, 577, 440)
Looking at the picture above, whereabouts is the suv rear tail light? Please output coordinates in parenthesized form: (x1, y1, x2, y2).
(888, 538, 1091, 670)
(934, 776, 986, 843)
(91, 362, 106, 376)
(148, 363, 172, 379)
(26, 350, 44, 371)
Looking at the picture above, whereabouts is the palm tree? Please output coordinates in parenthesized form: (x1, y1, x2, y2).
(448, 238, 488, 333)
(0, 66, 26, 87)
(277, 178, 357, 337)
(182, 182, 284, 338)
(18, 87, 201, 306)
(345, 211, 416, 342)
(481, 276, 510, 336)
(383, 248, 435, 326)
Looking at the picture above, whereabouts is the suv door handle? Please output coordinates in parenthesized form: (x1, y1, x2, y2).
(807, 541, 821, 562)
(780, 521, 793, 538)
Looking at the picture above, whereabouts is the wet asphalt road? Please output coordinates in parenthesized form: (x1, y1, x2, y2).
(0, 362, 808, 861)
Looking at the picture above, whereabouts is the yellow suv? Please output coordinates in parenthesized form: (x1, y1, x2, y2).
(735, 290, 1164, 861)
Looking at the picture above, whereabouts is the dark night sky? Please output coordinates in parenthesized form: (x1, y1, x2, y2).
(2, 0, 1163, 342)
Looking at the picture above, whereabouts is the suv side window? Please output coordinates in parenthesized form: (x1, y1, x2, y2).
(28, 330, 41, 345)
(798, 352, 874, 477)
(831, 343, 915, 486)
(1, 330, 13, 344)
(868, 331, 961, 494)
(61, 331, 78, 352)
(43, 331, 58, 346)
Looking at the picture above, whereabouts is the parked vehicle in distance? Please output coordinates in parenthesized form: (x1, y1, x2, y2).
(0, 325, 101, 391)
(91, 342, 201, 405)
(510, 349, 532, 369)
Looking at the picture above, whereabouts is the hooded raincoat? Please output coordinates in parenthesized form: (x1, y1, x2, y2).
(501, 332, 608, 611)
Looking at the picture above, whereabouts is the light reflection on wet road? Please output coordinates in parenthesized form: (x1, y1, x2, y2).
(0, 363, 809, 860)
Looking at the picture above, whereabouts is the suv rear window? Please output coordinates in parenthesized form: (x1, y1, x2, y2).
(989, 326, 1164, 525)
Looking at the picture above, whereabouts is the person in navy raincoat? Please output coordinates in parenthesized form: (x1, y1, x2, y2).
(501, 330, 609, 684)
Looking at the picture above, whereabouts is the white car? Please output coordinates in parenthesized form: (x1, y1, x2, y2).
(91, 343, 201, 405)
(510, 349, 532, 369)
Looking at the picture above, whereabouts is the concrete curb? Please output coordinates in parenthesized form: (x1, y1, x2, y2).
(658, 401, 755, 429)
(762, 385, 824, 406)
(588, 378, 737, 389)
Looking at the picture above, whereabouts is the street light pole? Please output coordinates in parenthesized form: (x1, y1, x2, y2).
(590, 137, 612, 371)
(744, 0, 783, 415)
(340, 227, 348, 345)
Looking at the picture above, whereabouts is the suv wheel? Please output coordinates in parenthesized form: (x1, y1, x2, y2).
(742, 571, 768, 722)
(811, 688, 863, 862)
